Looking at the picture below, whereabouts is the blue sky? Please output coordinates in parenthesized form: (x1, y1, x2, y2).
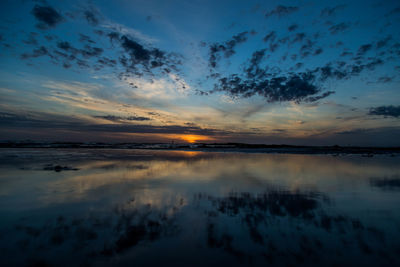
(0, 0, 400, 145)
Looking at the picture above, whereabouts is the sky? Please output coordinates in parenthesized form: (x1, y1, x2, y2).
(0, 0, 399, 146)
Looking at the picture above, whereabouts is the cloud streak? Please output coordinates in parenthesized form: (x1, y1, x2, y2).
(265, 5, 299, 18)
(368, 106, 400, 118)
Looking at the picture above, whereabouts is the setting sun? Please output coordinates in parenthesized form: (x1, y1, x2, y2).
(180, 134, 213, 143)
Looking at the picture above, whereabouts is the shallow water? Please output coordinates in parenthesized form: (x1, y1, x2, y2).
(0, 148, 399, 266)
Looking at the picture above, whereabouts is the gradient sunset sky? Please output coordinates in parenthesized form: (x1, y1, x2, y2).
(0, 0, 399, 145)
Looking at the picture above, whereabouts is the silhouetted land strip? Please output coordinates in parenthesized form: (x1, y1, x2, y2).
(0, 141, 399, 155)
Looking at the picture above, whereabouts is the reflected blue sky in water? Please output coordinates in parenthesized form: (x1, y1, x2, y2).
(0, 149, 399, 266)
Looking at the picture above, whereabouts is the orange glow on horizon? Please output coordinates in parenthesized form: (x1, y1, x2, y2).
(180, 134, 214, 143)
(118, 132, 216, 143)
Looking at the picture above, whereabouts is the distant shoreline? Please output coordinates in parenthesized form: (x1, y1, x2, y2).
(1, 142, 399, 155)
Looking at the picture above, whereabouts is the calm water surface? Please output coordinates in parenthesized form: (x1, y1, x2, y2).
(0, 149, 399, 266)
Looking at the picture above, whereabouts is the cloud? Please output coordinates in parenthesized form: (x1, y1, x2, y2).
(84, 10, 99, 26)
(312, 58, 384, 82)
(80, 45, 103, 58)
(263, 31, 277, 42)
(213, 72, 328, 103)
(357, 44, 372, 55)
(57, 41, 79, 54)
(350, 58, 383, 75)
(101, 21, 158, 44)
(22, 32, 39, 45)
(377, 76, 393, 83)
(93, 115, 151, 122)
(116, 35, 182, 76)
(290, 33, 306, 44)
(376, 36, 392, 49)
(31, 5, 64, 29)
(244, 49, 267, 79)
(79, 34, 95, 44)
(0, 111, 229, 136)
(327, 127, 400, 146)
(288, 24, 298, 32)
(20, 46, 50, 59)
(53, 41, 104, 68)
(314, 48, 323, 55)
(304, 91, 335, 102)
(320, 5, 346, 17)
(265, 5, 299, 17)
(124, 74, 190, 100)
(120, 35, 154, 62)
(368, 106, 400, 118)
(18, 12, 182, 86)
(209, 31, 249, 68)
(328, 22, 350, 34)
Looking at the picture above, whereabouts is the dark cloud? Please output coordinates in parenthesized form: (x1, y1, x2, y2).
(22, 32, 39, 45)
(377, 76, 393, 83)
(300, 39, 316, 58)
(304, 91, 335, 102)
(84, 10, 99, 26)
(340, 51, 352, 57)
(357, 44, 372, 55)
(265, 5, 299, 17)
(0, 112, 229, 136)
(376, 36, 392, 49)
(350, 58, 383, 75)
(80, 45, 103, 58)
(207, 43, 386, 103)
(263, 31, 276, 43)
(107, 31, 120, 45)
(44, 34, 56, 41)
(327, 127, 400, 146)
(368, 106, 400, 118)
(94, 29, 104, 36)
(336, 41, 344, 47)
(329, 22, 350, 34)
(94, 115, 151, 122)
(314, 57, 382, 82)
(291, 32, 306, 44)
(57, 41, 79, 54)
(120, 35, 152, 62)
(320, 5, 346, 17)
(79, 34, 95, 44)
(314, 48, 323, 55)
(116, 35, 182, 75)
(288, 24, 298, 32)
(272, 129, 287, 133)
(62, 62, 71, 69)
(20, 46, 50, 59)
(292, 62, 303, 70)
(19, 34, 111, 72)
(209, 32, 249, 68)
(213, 72, 326, 103)
(244, 49, 267, 79)
(97, 57, 117, 67)
(31, 5, 63, 29)
(249, 29, 257, 35)
(316, 64, 347, 81)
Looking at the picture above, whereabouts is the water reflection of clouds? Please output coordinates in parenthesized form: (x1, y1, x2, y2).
(370, 175, 400, 190)
(1, 150, 400, 265)
(6, 187, 397, 266)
